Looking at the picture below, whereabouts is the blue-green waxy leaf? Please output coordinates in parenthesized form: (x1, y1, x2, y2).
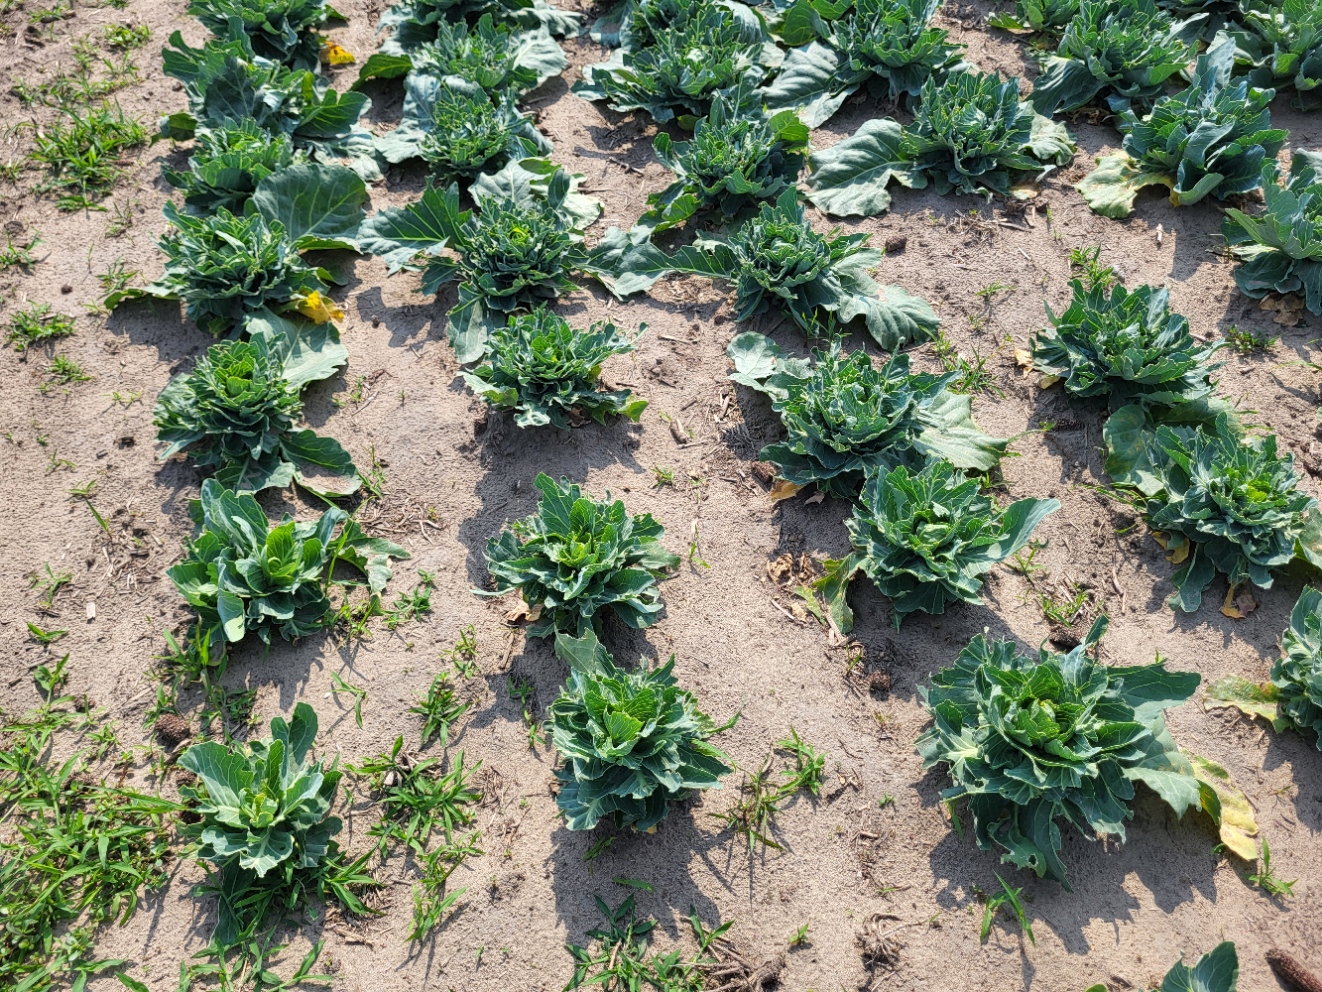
(916, 619, 1206, 889)
(251, 163, 368, 252)
(549, 631, 730, 831)
(804, 119, 925, 216)
(484, 474, 679, 639)
(1161, 942, 1239, 992)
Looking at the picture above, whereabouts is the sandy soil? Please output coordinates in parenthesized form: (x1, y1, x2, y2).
(2, 0, 1321, 989)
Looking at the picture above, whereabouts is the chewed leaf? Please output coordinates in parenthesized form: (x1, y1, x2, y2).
(1188, 753, 1259, 861)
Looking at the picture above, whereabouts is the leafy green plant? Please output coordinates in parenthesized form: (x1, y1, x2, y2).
(916, 617, 1210, 889)
(27, 103, 148, 210)
(362, 158, 637, 362)
(727, 333, 1008, 498)
(360, 13, 567, 91)
(179, 703, 367, 944)
(411, 672, 472, 748)
(162, 26, 378, 176)
(350, 738, 481, 854)
(1230, 0, 1322, 110)
(1222, 150, 1322, 316)
(804, 70, 1076, 217)
(987, 0, 1081, 35)
(154, 318, 358, 496)
(168, 479, 407, 655)
(636, 189, 939, 349)
(637, 85, 808, 233)
(142, 206, 330, 337)
(1078, 37, 1286, 217)
(375, 76, 550, 181)
(1029, 279, 1223, 409)
(573, 0, 778, 121)
(0, 704, 176, 992)
(1029, 0, 1204, 116)
(461, 307, 646, 428)
(1159, 942, 1239, 992)
(819, 459, 1059, 631)
(762, 0, 967, 127)
(187, 0, 336, 69)
(162, 121, 300, 215)
(483, 473, 679, 638)
(712, 728, 824, 851)
(549, 631, 730, 831)
(375, 0, 580, 64)
(1103, 407, 1318, 612)
(980, 875, 1035, 945)
(1206, 586, 1322, 750)
(119, 161, 366, 333)
(1247, 836, 1297, 897)
(7, 303, 76, 352)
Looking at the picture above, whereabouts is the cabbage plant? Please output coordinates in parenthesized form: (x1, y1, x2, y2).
(1029, 0, 1204, 116)
(549, 632, 730, 831)
(1029, 279, 1223, 409)
(1078, 37, 1286, 217)
(637, 86, 808, 233)
(988, 0, 1081, 35)
(162, 121, 300, 216)
(1230, 0, 1322, 110)
(1206, 586, 1322, 750)
(804, 71, 1076, 216)
(1222, 150, 1322, 316)
(819, 460, 1059, 630)
(360, 12, 568, 92)
(161, 26, 379, 177)
(633, 189, 940, 350)
(376, 0, 580, 61)
(169, 479, 406, 655)
(154, 319, 358, 496)
(728, 333, 1008, 498)
(374, 75, 550, 181)
(361, 159, 636, 361)
(179, 703, 352, 942)
(1104, 407, 1318, 612)
(483, 473, 680, 639)
(188, 0, 336, 69)
(761, 0, 967, 127)
(573, 0, 781, 121)
(461, 308, 646, 429)
(916, 617, 1203, 889)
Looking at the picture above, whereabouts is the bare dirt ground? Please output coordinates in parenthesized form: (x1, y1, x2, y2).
(2, 0, 1321, 989)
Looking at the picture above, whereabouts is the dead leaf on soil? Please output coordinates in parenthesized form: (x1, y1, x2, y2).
(1188, 752, 1259, 861)
(321, 41, 355, 64)
(1259, 293, 1305, 326)
(769, 479, 802, 502)
(1013, 347, 1034, 371)
(502, 603, 541, 626)
(1220, 584, 1258, 619)
(803, 490, 826, 505)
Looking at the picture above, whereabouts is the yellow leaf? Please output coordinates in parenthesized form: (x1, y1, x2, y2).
(1037, 374, 1061, 389)
(1166, 539, 1189, 565)
(321, 40, 355, 65)
(295, 290, 344, 324)
(1013, 347, 1034, 370)
(1188, 752, 1259, 861)
(769, 479, 802, 503)
(1150, 531, 1168, 550)
(1220, 584, 1257, 620)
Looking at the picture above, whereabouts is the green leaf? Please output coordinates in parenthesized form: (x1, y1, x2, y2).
(804, 119, 925, 217)
(252, 162, 368, 251)
(1160, 941, 1239, 992)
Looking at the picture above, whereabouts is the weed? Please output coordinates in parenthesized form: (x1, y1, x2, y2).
(1248, 837, 1296, 899)
(0, 231, 42, 269)
(46, 447, 76, 473)
(652, 465, 675, 487)
(7, 303, 76, 352)
(1007, 539, 1047, 580)
(43, 354, 93, 388)
(442, 624, 480, 678)
(1040, 583, 1091, 625)
(26, 105, 147, 210)
(507, 676, 545, 749)
(361, 443, 387, 498)
(1067, 245, 1118, 290)
(714, 729, 825, 852)
(979, 875, 1035, 945)
(1224, 324, 1277, 355)
(34, 654, 69, 700)
(68, 478, 98, 498)
(333, 592, 383, 638)
(0, 701, 177, 991)
(26, 621, 68, 646)
(108, 389, 143, 406)
(410, 834, 483, 940)
(931, 332, 1004, 397)
(789, 922, 811, 948)
(350, 738, 482, 855)
(28, 563, 73, 609)
(410, 672, 472, 748)
(88, 258, 138, 313)
(330, 672, 367, 729)
(385, 571, 435, 630)
(103, 22, 149, 48)
(105, 197, 137, 237)
(333, 374, 368, 408)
